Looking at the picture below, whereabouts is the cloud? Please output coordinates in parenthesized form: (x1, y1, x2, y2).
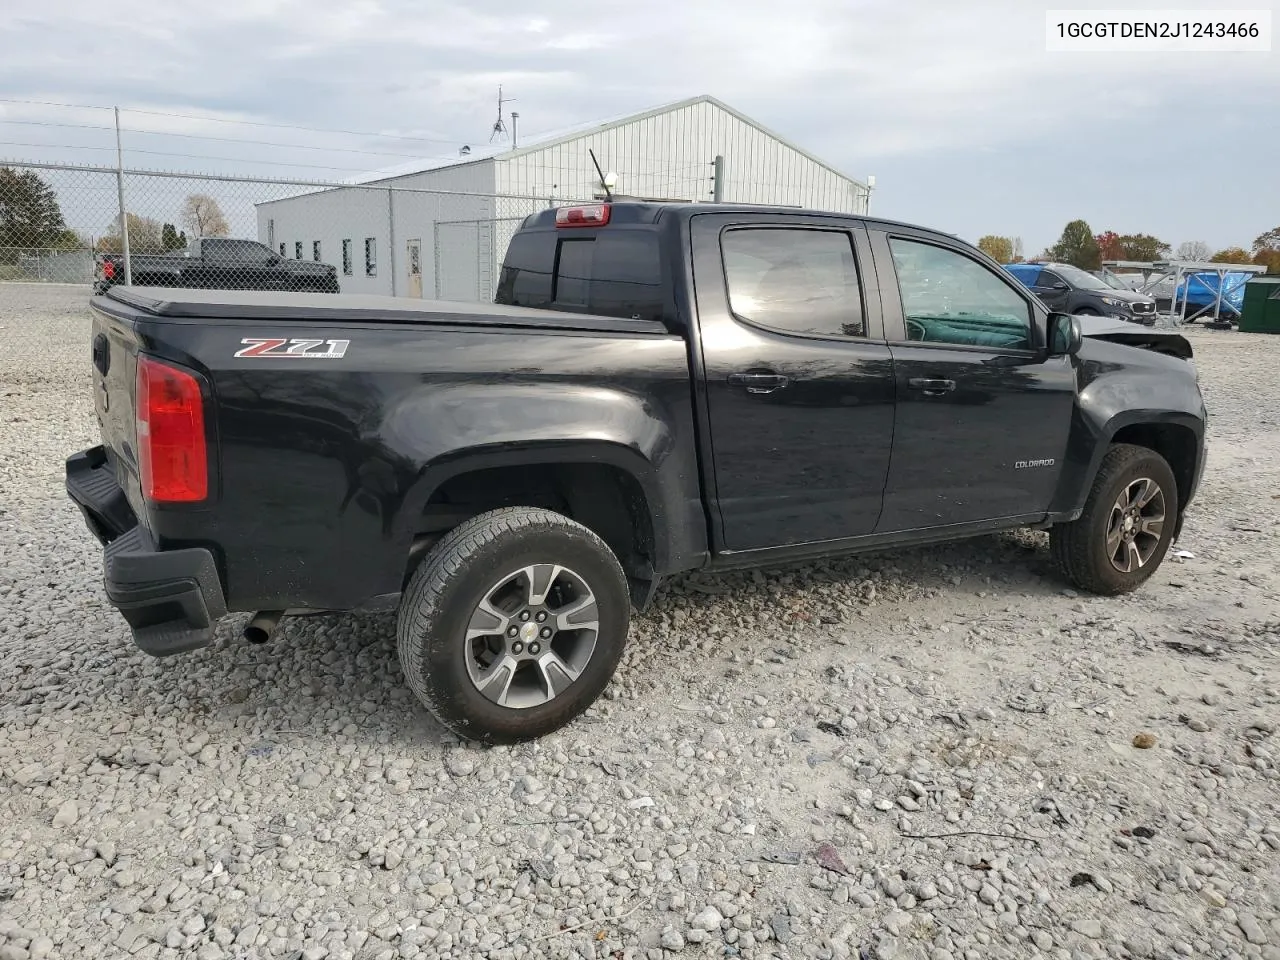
(1, 0, 1275, 252)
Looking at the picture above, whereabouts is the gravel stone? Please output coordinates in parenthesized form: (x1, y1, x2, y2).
(0, 288, 1277, 960)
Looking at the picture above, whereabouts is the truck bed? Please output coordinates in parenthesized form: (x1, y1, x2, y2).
(103, 286, 670, 335)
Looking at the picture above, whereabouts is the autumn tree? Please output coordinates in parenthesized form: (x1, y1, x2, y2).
(0, 166, 80, 251)
(977, 235, 1014, 263)
(1049, 220, 1101, 270)
(1210, 247, 1254, 264)
(97, 214, 165, 254)
(1255, 250, 1280, 274)
(1094, 231, 1123, 261)
(179, 193, 230, 238)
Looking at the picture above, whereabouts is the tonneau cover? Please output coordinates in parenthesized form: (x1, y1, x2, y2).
(103, 286, 671, 336)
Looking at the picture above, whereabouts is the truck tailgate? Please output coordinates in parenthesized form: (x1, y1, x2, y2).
(90, 296, 146, 511)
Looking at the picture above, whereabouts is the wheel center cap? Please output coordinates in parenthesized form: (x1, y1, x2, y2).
(1124, 516, 1134, 532)
(519, 622, 539, 644)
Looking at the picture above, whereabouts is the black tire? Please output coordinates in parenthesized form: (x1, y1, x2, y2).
(396, 507, 630, 743)
(1050, 443, 1178, 595)
(1073, 306, 1101, 316)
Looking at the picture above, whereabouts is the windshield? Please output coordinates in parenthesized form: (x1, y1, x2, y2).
(1056, 264, 1112, 291)
(1097, 272, 1130, 290)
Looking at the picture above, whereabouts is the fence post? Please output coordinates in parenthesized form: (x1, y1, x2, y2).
(433, 221, 442, 299)
(712, 155, 725, 203)
(113, 107, 132, 285)
(387, 189, 398, 297)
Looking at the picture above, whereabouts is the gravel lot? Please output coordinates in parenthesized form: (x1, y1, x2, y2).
(1, 283, 1277, 960)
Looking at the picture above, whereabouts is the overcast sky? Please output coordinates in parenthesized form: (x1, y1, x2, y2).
(1, 0, 1275, 254)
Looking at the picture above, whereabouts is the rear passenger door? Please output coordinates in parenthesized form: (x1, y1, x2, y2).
(690, 213, 896, 552)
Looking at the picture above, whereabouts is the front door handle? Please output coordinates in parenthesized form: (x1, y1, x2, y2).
(908, 377, 956, 396)
(728, 372, 791, 395)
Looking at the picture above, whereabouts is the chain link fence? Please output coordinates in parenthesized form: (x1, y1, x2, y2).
(0, 160, 577, 302)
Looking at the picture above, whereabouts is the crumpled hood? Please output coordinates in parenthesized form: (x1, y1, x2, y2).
(1076, 314, 1192, 359)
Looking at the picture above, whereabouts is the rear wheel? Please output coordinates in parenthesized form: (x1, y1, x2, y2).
(397, 507, 630, 743)
(1050, 443, 1177, 595)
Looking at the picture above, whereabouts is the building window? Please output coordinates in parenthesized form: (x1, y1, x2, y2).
(279, 243, 286, 257)
(365, 238, 377, 277)
(294, 241, 303, 260)
(313, 241, 322, 262)
(267, 218, 275, 248)
(342, 239, 353, 276)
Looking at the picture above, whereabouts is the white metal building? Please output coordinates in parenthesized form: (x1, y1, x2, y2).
(256, 95, 869, 301)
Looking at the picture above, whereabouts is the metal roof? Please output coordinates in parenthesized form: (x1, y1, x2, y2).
(351, 95, 866, 190)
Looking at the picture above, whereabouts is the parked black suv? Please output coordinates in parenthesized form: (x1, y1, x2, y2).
(1005, 262, 1158, 326)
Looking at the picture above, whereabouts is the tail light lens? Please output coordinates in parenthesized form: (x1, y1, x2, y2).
(103, 260, 115, 279)
(555, 204, 611, 227)
(135, 355, 208, 502)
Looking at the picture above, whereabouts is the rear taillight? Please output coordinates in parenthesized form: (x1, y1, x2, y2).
(135, 355, 207, 503)
(555, 204, 611, 227)
(103, 260, 115, 279)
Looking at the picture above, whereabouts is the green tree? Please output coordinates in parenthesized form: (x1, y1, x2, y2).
(1117, 234, 1170, 261)
(1049, 220, 1101, 270)
(976, 235, 1014, 263)
(161, 222, 183, 250)
(1210, 247, 1253, 264)
(0, 166, 79, 250)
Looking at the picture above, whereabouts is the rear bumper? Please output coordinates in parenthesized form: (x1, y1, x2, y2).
(66, 447, 226, 656)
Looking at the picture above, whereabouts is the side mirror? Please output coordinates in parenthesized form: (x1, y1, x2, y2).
(1048, 312, 1083, 357)
(1051, 281, 1069, 291)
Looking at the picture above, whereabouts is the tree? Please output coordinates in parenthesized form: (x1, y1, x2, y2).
(1117, 234, 1170, 262)
(0, 166, 80, 250)
(977, 235, 1014, 263)
(161, 222, 186, 250)
(179, 194, 230, 238)
(1210, 247, 1253, 264)
(1049, 220, 1101, 270)
(97, 213, 165, 254)
(1094, 231, 1124, 262)
(1252, 226, 1280, 256)
(1175, 240, 1212, 262)
(1254, 249, 1280, 275)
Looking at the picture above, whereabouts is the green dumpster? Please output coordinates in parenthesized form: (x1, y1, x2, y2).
(1240, 276, 1280, 334)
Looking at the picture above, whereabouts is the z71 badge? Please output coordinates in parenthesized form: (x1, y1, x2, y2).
(234, 337, 350, 359)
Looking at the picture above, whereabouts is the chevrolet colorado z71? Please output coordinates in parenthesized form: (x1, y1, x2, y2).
(67, 202, 1207, 742)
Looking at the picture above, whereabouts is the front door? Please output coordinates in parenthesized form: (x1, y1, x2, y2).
(691, 213, 895, 552)
(869, 230, 1076, 532)
(407, 239, 423, 298)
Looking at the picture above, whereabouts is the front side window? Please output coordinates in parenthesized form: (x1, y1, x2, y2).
(1037, 269, 1063, 288)
(721, 228, 865, 338)
(889, 238, 1032, 350)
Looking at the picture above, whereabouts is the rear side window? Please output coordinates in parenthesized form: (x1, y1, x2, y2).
(497, 229, 665, 321)
(721, 228, 866, 338)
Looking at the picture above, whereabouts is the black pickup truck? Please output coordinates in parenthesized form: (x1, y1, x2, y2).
(67, 202, 1207, 742)
(95, 237, 340, 295)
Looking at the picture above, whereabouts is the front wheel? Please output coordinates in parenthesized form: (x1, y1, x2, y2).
(397, 507, 630, 743)
(1050, 443, 1178, 595)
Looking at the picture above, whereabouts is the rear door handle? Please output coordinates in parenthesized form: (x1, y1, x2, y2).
(908, 377, 956, 396)
(728, 372, 791, 395)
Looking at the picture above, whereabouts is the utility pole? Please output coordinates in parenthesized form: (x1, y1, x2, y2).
(113, 107, 132, 285)
(711, 155, 725, 203)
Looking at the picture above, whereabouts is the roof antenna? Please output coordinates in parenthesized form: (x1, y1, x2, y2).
(589, 148, 613, 201)
(490, 85, 515, 142)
